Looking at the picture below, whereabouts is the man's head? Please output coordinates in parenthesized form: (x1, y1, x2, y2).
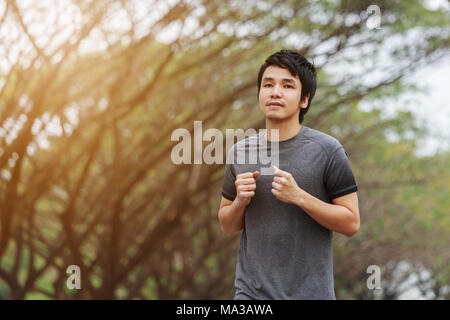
(257, 50, 316, 123)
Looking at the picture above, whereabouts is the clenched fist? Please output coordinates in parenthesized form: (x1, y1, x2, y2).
(271, 166, 304, 205)
(235, 171, 260, 207)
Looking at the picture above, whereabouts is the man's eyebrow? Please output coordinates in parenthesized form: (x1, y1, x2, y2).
(262, 77, 297, 85)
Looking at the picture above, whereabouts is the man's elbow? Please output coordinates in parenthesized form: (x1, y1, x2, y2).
(220, 224, 241, 237)
(345, 219, 360, 237)
(218, 212, 239, 237)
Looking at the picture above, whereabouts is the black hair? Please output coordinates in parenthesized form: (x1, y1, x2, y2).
(257, 49, 317, 123)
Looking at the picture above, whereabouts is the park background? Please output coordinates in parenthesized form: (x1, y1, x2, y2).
(0, 0, 449, 299)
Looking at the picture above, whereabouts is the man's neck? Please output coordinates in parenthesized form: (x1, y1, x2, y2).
(264, 118, 302, 142)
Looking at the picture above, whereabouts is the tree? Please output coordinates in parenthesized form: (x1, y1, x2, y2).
(0, 0, 448, 299)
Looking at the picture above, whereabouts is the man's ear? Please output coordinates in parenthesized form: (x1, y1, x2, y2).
(299, 94, 310, 109)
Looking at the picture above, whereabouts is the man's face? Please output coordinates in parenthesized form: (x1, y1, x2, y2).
(258, 65, 308, 122)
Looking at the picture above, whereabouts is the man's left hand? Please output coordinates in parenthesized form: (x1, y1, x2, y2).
(271, 166, 305, 205)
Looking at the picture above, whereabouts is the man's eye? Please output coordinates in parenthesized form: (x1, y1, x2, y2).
(285, 85, 293, 88)
(263, 84, 272, 87)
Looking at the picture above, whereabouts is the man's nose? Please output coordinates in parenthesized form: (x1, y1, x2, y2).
(270, 84, 282, 98)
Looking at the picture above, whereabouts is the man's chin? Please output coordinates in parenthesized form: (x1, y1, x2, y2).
(265, 114, 288, 122)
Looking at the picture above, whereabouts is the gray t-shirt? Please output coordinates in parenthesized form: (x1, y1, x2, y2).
(221, 125, 358, 300)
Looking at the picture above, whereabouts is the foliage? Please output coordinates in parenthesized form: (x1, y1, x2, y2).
(0, 0, 449, 299)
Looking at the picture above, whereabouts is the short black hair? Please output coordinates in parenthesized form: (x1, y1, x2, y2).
(257, 49, 317, 123)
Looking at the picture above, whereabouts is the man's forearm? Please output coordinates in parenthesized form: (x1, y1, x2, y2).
(218, 200, 246, 236)
(294, 190, 358, 237)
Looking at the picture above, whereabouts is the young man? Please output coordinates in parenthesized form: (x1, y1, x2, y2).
(218, 49, 360, 300)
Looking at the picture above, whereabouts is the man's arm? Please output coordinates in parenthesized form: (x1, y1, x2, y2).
(218, 171, 260, 236)
(217, 197, 247, 236)
(271, 166, 360, 237)
(295, 191, 360, 237)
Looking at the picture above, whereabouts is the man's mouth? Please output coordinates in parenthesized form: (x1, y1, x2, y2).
(267, 101, 283, 107)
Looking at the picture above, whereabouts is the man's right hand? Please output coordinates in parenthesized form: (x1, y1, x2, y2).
(235, 171, 260, 207)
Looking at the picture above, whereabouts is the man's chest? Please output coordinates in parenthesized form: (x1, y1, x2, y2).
(233, 146, 328, 190)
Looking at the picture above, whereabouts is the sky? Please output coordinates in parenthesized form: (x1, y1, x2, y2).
(357, 56, 450, 158)
(391, 0, 449, 157)
(402, 58, 450, 157)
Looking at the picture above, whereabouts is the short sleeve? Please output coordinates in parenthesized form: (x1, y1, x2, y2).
(221, 146, 237, 201)
(324, 146, 358, 200)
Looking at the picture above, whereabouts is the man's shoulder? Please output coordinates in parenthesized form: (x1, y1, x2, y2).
(303, 126, 343, 155)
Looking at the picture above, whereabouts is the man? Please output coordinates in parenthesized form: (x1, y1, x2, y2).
(218, 49, 360, 300)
